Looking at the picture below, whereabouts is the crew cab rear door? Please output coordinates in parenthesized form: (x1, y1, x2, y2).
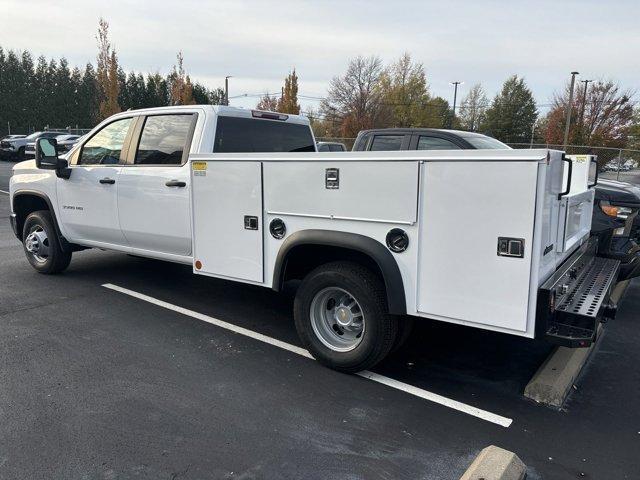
(117, 112, 198, 257)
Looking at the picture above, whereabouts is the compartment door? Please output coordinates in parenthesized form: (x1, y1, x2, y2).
(417, 161, 538, 332)
(191, 161, 263, 283)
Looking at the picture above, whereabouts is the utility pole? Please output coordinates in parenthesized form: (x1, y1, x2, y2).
(563, 71, 579, 149)
(224, 76, 232, 106)
(578, 79, 592, 140)
(450, 81, 463, 128)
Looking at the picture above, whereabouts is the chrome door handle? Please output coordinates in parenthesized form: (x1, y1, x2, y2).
(99, 178, 115, 184)
(165, 180, 186, 187)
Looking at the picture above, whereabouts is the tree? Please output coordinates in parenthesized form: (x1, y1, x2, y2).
(77, 63, 99, 127)
(144, 72, 169, 107)
(481, 75, 537, 143)
(169, 51, 195, 105)
(256, 92, 279, 111)
(543, 80, 634, 148)
(277, 69, 300, 114)
(457, 83, 488, 131)
(96, 18, 120, 120)
(321, 56, 384, 137)
(378, 53, 431, 127)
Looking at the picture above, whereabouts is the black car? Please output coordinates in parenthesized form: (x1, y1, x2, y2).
(352, 128, 510, 152)
(317, 141, 347, 152)
(354, 127, 640, 281)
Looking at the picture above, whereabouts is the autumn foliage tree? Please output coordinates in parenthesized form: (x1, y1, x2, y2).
(320, 56, 385, 137)
(277, 69, 300, 114)
(169, 51, 195, 105)
(96, 18, 120, 120)
(256, 93, 279, 111)
(457, 83, 488, 131)
(543, 80, 634, 148)
(377, 53, 431, 127)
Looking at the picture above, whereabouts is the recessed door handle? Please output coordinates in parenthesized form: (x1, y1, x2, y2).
(99, 178, 115, 184)
(165, 180, 186, 187)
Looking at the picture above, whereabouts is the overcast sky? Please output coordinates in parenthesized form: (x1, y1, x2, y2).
(1, 0, 638, 113)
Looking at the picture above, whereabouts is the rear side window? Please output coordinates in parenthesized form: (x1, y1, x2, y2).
(214, 116, 315, 153)
(329, 144, 345, 152)
(135, 114, 195, 165)
(79, 117, 133, 165)
(417, 136, 460, 150)
(317, 143, 330, 152)
(370, 135, 403, 151)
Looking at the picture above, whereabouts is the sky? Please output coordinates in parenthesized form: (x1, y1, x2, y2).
(1, 0, 638, 114)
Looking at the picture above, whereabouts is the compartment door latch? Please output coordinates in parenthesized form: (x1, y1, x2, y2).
(497, 237, 525, 258)
(325, 168, 339, 189)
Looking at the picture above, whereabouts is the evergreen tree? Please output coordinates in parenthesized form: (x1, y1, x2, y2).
(481, 75, 538, 143)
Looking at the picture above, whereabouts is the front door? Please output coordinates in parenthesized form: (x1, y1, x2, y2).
(57, 117, 134, 247)
(117, 113, 196, 256)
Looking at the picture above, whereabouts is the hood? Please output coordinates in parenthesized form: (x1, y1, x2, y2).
(595, 179, 640, 206)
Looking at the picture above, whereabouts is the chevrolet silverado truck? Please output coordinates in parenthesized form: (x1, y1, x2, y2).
(9, 106, 620, 372)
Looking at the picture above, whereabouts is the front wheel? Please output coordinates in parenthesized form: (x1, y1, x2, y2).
(22, 210, 72, 274)
(294, 262, 398, 373)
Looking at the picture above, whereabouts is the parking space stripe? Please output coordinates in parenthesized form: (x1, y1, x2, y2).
(0, 189, 9, 195)
(102, 283, 513, 428)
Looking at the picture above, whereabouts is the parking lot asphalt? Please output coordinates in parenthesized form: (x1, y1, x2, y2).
(1, 159, 640, 479)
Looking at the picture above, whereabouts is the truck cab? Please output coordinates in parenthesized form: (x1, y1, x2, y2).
(10, 106, 316, 264)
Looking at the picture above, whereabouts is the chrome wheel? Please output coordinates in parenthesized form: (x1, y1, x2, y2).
(310, 287, 365, 352)
(24, 225, 50, 263)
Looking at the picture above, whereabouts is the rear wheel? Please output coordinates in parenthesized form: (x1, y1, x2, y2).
(22, 210, 72, 274)
(294, 261, 397, 373)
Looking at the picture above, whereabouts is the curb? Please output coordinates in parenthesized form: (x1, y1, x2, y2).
(524, 279, 630, 407)
(460, 445, 526, 480)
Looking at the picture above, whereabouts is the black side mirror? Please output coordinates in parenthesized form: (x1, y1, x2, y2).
(35, 137, 71, 179)
(35, 138, 59, 169)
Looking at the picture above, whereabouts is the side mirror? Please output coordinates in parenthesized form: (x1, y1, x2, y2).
(35, 138, 59, 169)
(35, 137, 71, 179)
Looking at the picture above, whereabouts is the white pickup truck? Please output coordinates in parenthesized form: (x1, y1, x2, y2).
(9, 105, 619, 372)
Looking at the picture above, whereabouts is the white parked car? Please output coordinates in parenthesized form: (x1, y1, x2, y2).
(1, 131, 65, 161)
(9, 105, 619, 372)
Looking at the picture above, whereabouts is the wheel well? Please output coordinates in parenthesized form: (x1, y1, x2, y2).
(275, 235, 407, 315)
(13, 194, 51, 239)
(281, 244, 384, 286)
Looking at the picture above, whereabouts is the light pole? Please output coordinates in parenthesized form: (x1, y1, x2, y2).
(578, 79, 592, 140)
(224, 76, 232, 106)
(450, 81, 463, 127)
(563, 71, 579, 149)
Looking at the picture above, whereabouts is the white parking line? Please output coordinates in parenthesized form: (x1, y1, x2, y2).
(102, 283, 513, 428)
(0, 189, 9, 195)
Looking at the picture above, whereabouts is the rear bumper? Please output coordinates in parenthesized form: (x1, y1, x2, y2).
(537, 237, 620, 348)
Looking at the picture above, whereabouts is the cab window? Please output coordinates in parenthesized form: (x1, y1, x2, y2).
(417, 136, 460, 150)
(135, 114, 195, 165)
(79, 118, 133, 165)
(370, 135, 403, 151)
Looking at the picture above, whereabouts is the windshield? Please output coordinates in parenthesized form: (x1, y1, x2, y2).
(25, 132, 42, 140)
(463, 135, 511, 150)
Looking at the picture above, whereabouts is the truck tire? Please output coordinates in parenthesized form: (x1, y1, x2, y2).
(22, 210, 72, 274)
(294, 261, 398, 373)
(391, 316, 415, 353)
